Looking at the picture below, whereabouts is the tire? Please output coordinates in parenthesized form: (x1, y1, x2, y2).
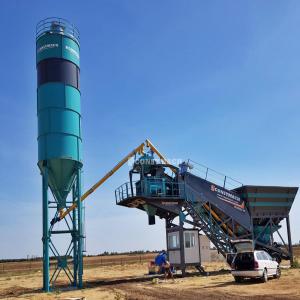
(234, 276, 243, 283)
(261, 269, 268, 283)
(274, 267, 281, 279)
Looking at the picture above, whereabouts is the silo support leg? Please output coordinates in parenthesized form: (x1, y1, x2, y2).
(42, 167, 50, 292)
(72, 184, 78, 286)
(77, 169, 83, 288)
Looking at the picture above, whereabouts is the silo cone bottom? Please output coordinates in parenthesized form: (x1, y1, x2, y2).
(38, 159, 82, 209)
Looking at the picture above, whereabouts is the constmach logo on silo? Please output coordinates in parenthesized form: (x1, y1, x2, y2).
(65, 45, 79, 59)
(37, 44, 79, 60)
(37, 43, 59, 53)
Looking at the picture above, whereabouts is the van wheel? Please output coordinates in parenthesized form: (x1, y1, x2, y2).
(274, 267, 281, 279)
(234, 276, 243, 283)
(261, 269, 268, 283)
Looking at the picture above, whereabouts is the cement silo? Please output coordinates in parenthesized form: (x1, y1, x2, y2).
(36, 18, 83, 291)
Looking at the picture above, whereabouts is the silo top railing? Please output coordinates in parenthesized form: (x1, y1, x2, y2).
(36, 17, 80, 45)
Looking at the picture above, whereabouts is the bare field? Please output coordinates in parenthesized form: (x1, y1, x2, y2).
(0, 258, 300, 300)
(294, 246, 300, 257)
(0, 254, 156, 275)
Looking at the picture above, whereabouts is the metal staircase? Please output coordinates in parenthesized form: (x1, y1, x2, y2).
(183, 183, 233, 256)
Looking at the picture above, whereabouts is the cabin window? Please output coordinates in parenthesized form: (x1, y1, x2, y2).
(168, 234, 179, 249)
(185, 232, 196, 248)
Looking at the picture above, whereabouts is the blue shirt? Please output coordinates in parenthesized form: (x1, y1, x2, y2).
(155, 252, 167, 266)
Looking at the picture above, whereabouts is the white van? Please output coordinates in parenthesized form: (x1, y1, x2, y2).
(229, 240, 280, 283)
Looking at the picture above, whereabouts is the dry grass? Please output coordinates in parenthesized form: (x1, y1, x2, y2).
(1, 257, 300, 300)
(293, 246, 300, 258)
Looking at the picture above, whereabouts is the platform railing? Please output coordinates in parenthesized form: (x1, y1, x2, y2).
(115, 178, 184, 204)
(187, 159, 243, 190)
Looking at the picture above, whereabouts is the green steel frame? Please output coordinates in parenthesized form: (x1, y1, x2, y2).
(42, 163, 83, 291)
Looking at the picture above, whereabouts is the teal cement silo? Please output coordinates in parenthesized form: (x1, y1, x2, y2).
(36, 18, 83, 291)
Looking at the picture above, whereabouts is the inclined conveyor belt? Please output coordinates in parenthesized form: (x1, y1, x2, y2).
(184, 172, 252, 232)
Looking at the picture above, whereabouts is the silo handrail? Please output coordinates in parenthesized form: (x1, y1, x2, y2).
(36, 17, 80, 44)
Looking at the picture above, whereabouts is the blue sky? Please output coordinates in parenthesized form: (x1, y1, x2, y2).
(0, 1, 299, 259)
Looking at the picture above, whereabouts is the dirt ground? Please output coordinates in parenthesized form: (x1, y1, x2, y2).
(0, 260, 300, 300)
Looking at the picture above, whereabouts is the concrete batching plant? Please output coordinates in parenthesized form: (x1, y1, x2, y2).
(35, 18, 298, 293)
